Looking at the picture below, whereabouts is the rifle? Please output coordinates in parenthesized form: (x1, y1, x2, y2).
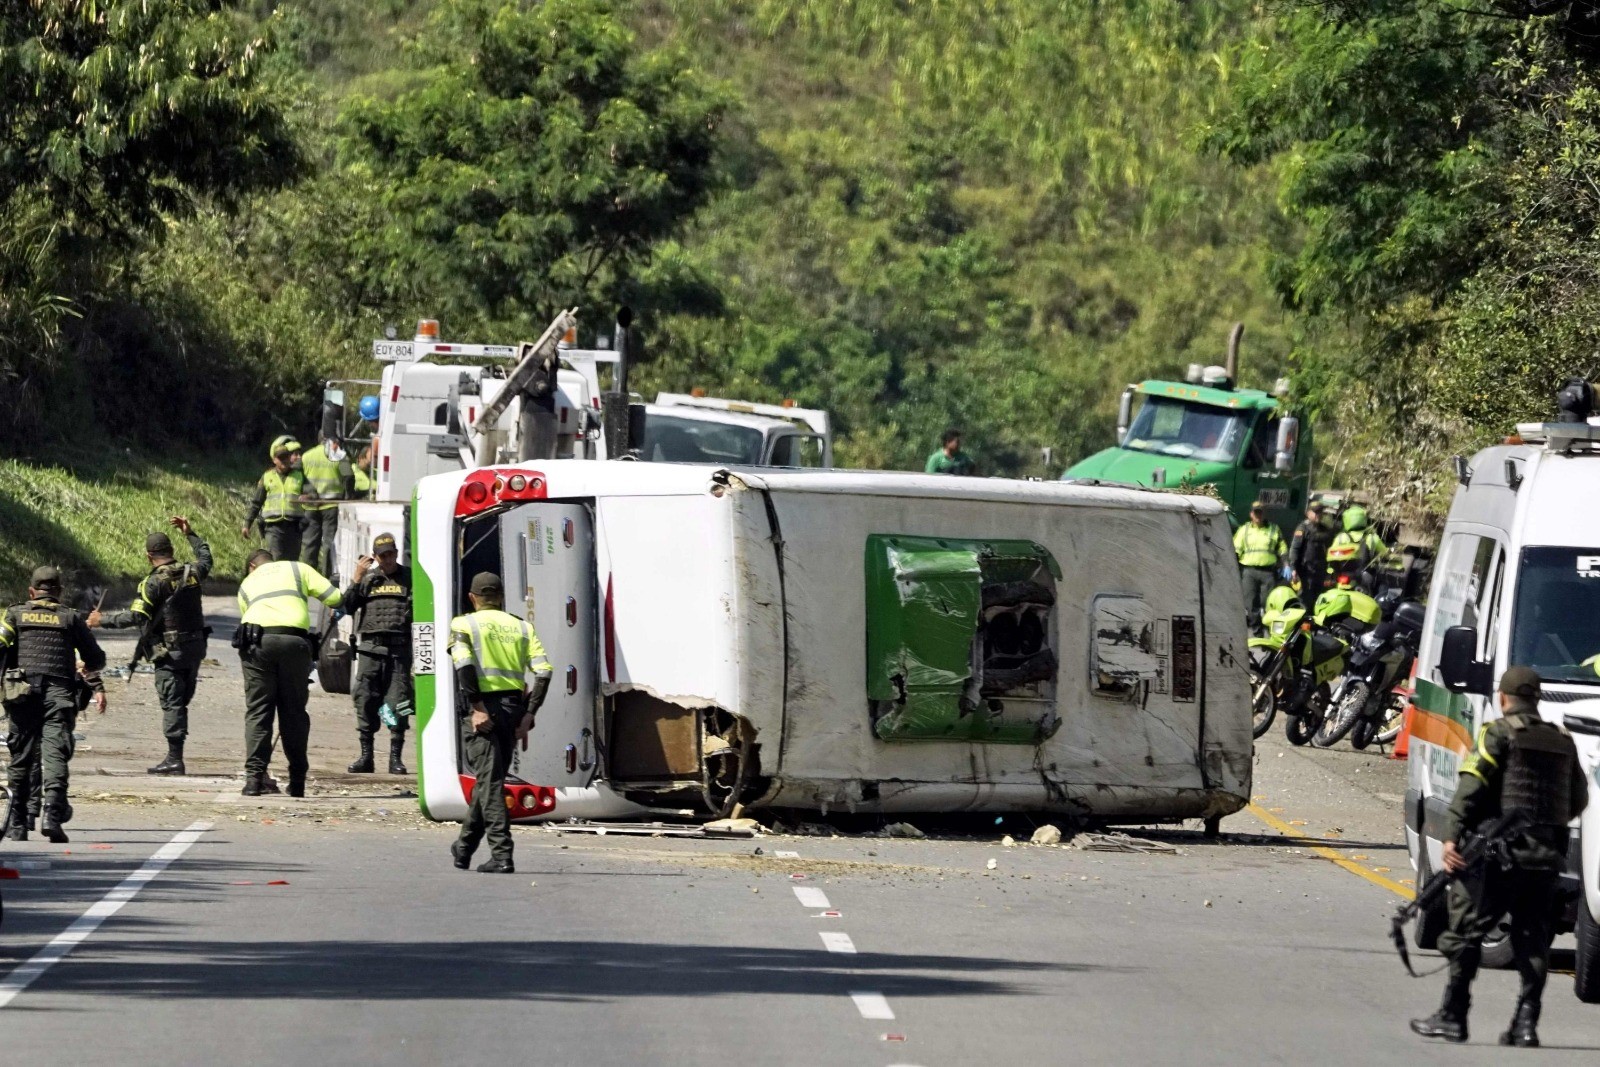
(1389, 811, 1532, 976)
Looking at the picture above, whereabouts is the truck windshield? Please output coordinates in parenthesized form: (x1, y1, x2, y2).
(638, 414, 764, 465)
(1509, 545, 1600, 685)
(1122, 396, 1250, 464)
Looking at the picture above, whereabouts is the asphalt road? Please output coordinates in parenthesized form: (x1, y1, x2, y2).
(2, 597, 1597, 1064)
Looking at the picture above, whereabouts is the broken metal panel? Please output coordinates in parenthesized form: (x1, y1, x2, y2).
(865, 535, 1061, 744)
(609, 690, 699, 780)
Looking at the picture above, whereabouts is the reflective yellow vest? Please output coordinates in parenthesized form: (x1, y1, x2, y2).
(448, 608, 553, 693)
(259, 469, 305, 522)
(300, 444, 346, 512)
(237, 560, 343, 629)
(1234, 522, 1286, 569)
(353, 467, 372, 497)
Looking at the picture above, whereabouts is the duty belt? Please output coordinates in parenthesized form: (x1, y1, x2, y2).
(164, 629, 208, 643)
(262, 626, 309, 637)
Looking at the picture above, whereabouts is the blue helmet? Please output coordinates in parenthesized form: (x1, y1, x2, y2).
(359, 395, 381, 422)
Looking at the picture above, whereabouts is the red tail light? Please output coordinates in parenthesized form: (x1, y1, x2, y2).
(454, 468, 548, 517)
(604, 575, 616, 682)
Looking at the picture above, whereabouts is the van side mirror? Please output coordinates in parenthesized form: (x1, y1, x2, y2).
(1273, 417, 1300, 473)
(1439, 625, 1492, 695)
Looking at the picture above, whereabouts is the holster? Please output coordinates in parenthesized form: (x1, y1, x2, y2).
(231, 622, 264, 655)
(2, 669, 39, 707)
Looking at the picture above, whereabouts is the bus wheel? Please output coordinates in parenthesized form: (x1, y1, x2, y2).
(1576, 893, 1600, 1003)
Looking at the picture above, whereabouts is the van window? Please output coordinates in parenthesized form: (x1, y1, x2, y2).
(1432, 533, 1499, 638)
(1509, 545, 1600, 685)
(769, 434, 826, 468)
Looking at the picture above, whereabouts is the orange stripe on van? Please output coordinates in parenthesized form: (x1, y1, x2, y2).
(1407, 707, 1472, 755)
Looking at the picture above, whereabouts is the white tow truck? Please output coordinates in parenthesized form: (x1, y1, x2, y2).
(315, 313, 835, 690)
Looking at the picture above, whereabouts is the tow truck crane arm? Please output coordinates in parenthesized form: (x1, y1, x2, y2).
(471, 308, 579, 466)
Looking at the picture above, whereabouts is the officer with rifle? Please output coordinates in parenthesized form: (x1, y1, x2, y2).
(1408, 667, 1588, 1047)
(88, 516, 212, 775)
(1, 567, 107, 843)
(341, 533, 413, 775)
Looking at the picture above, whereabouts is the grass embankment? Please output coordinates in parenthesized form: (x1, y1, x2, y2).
(0, 446, 258, 601)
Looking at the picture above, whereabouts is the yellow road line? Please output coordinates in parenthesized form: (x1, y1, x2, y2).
(1247, 802, 1414, 901)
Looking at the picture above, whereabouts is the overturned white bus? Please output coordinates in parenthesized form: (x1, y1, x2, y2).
(407, 462, 1253, 828)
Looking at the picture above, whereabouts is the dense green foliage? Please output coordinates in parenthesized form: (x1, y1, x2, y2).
(1214, 0, 1600, 525)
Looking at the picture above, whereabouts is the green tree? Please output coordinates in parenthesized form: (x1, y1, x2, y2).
(338, 0, 731, 331)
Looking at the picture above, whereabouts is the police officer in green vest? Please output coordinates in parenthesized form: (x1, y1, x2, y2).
(353, 445, 374, 499)
(242, 436, 306, 562)
(342, 533, 413, 775)
(1325, 504, 1388, 591)
(1233, 501, 1287, 628)
(300, 433, 354, 576)
(447, 572, 552, 874)
(1, 567, 107, 843)
(87, 516, 212, 775)
(235, 550, 344, 797)
(1411, 667, 1588, 1047)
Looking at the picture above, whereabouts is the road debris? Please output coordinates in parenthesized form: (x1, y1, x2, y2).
(985, 858, 998, 870)
(1001, 834, 1017, 847)
(1069, 832, 1181, 855)
(1030, 824, 1063, 845)
(884, 822, 925, 839)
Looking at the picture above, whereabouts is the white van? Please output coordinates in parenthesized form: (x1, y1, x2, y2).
(1407, 421, 1600, 1002)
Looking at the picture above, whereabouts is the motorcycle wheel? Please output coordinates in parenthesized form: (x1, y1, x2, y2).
(1374, 698, 1407, 746)
(1315, 680, 1368, 748)
(1350, 717, 1378, 750)
(1285, 714, 1316, 746)
(1249, 659, 1281, 740)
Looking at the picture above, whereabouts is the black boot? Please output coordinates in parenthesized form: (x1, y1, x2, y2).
(241, 773, 263, 797)
(347, 736, 375, 774)
(286, 770, 306, 799)
(148, 742, 185, 776)
(1500, 998, 1540, 1048)
(40, 809, 69, 844)
(1411, 988, 1470, 1043)
(388, 735, 408, 775)
(2, 803, 26, 841)
(450, 840, 472, 870)
(477, 857, 514, 874)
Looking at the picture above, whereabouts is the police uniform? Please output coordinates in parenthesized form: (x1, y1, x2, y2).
(342, 533, 413, 775)
(96, 528, 212, 774)
(236, 559, 343, 796)
(1287, 508, 1333, 604)
(1233, 508, 1286, 625)
(448, 572, 552, 873)
(1, 567, 106, 842)
(299, 439, 353, 576)
(245, 436, 307, 562)
(1412, 667, 1589, 1047)
(1326, 526, 1387, 590)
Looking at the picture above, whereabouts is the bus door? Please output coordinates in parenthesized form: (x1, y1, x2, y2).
(495, 501, 600, 791)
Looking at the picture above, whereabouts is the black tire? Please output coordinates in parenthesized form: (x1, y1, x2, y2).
(1250, 659, 1280, 740)
(318, 632, 354, 695)
(1285, 714, 1316, 746)
(1350, 718, 1378, 750)
(1576, 894, 1600, 1003)
(1315, 680, 1368, 748)
(1414, 849, 1448, 950)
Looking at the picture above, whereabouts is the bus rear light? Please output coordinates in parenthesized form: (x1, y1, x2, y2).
(566, 666, 578, 694)
(461, 776, 556, 816)
(454, 468, 548, 517)
(565, 597, 577, 627)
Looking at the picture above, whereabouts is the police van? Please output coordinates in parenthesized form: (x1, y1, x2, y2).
(1406, 418, 1600, 1002)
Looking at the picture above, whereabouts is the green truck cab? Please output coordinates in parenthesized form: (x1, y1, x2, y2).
(1063, 372, 1311, 531)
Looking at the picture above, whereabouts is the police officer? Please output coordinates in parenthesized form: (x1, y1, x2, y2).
(242, 436, 306, 562)
(447, 572, 552, 874)
(235, 550, 343, 797)
(87, 516, 211, 775)
(342, 533, 413, 775)
(1233, 501, 1286, 627)
(352, 446, 374, 499)
(1, 567, 107, 843)
(1411, 667, 1589, 1047)
(299, 433, 353, 576)
(1325, 503, 1388, 590)
(1287, 500, 1333, 604)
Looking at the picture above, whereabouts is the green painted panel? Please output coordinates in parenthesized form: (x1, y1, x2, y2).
(866, 535, 1061, 744)
(410, 492, 437, 819)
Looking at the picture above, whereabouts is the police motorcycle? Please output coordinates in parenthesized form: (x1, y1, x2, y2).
(1248, 582, 1382, 745)
(1313, 588, 1426, 750)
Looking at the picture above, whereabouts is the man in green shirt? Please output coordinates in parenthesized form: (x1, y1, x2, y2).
(925, 429, 975, 475)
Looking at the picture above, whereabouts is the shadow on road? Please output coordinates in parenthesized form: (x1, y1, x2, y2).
(16, 937, 1121, 1003)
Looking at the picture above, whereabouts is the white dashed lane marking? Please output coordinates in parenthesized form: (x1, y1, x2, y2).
(793, 886, 831, 909)
(0, 819, 212, 1010)
(849, 991, 895, 1020)
(819, 931, 857, 954)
